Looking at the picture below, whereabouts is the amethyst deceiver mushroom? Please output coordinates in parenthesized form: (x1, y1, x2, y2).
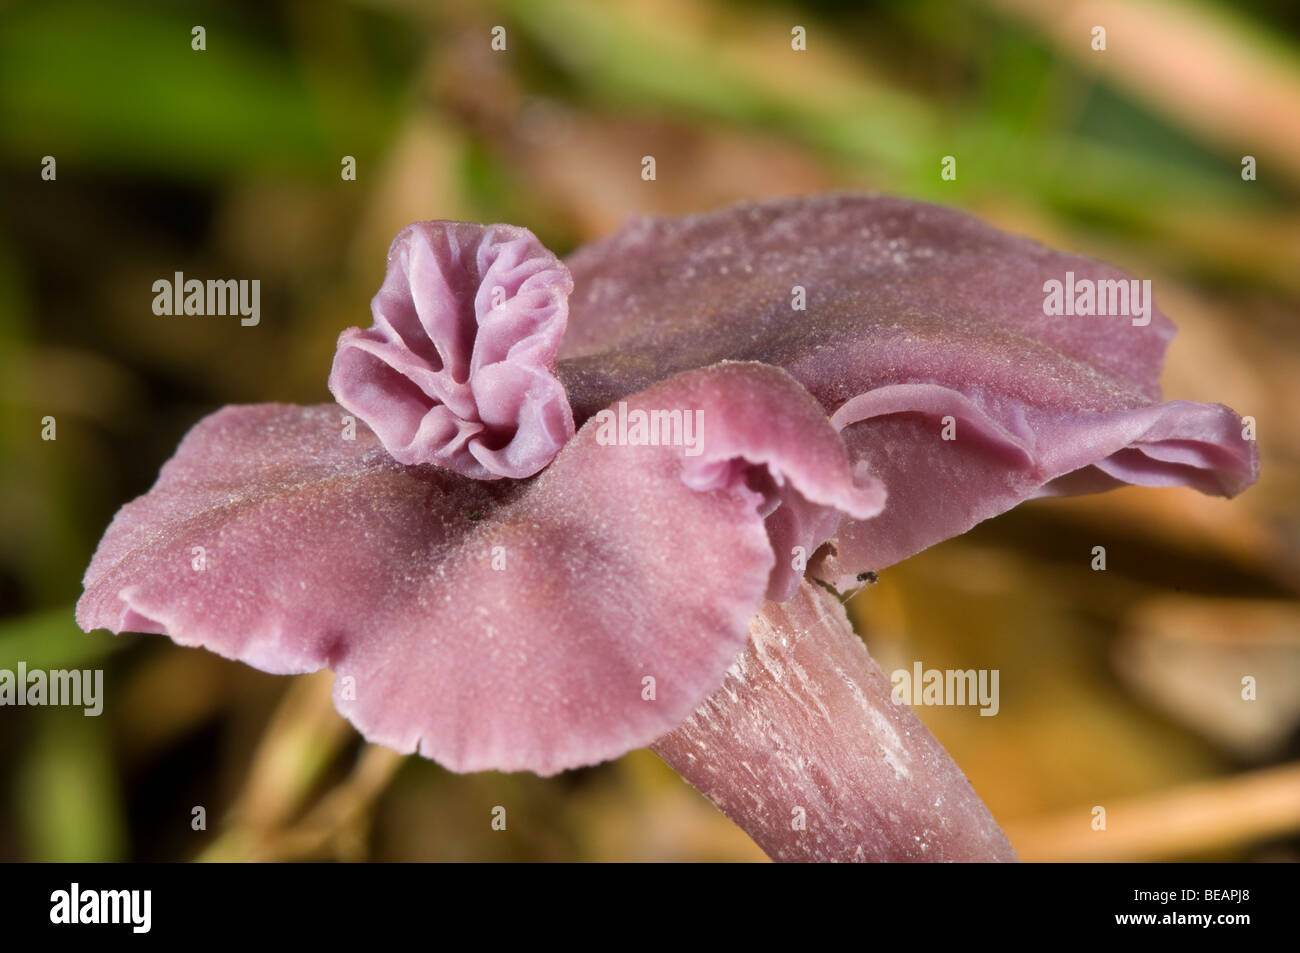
(77, 195, 1257, 862)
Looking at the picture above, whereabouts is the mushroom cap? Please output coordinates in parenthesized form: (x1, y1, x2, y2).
(559, 194, 1257, 581)
(77, 363, 881, 775)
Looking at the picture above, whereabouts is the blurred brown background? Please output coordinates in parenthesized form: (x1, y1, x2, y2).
(1, 0, 1297, 861)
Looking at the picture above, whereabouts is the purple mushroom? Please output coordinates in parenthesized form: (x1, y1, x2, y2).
(77, 194, 1257, 862)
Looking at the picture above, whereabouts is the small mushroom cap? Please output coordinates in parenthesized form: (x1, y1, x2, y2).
(330, 221, 575, 480)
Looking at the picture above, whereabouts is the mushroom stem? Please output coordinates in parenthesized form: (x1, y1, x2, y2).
(650, 580, 1017, 862)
